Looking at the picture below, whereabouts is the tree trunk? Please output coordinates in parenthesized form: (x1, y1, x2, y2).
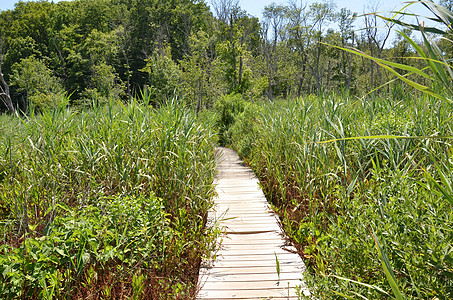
(297, 77, 303, 98)
(346, 32, 355, 91)
(314, 40, 322, 92)
(0, 55, 15, 114)
(196, 76, 203, 114)
(238, 55, 243, 87)
(268, 77, 273, 100)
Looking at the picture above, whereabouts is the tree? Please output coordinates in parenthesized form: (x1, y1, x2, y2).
(363, 1, 394, 90)
(181, 30, 222, 112)
(11, 56, 66, 112)
(285, 0, 310, 96)
(213, 0, 258, 94)
(337, 7, 357, 91)
(128, 0, 211, 89)
(262, 3, 286, 99)
(81, 62, 125, 106)
(140, 47, 181, 105)
(309, 1, 336, 91)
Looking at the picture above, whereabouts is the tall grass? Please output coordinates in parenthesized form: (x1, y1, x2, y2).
(0, 99, 218, 299)
(219, 2, 453, 298)
(225, 93, 453, 298)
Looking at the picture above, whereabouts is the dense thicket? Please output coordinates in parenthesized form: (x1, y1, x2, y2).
(0, 0, 441, 113)
(219, 91, 453, 299)
(0, 101, 219, 298)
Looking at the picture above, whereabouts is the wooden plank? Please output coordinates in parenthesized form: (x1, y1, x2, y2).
(197, 147, 309, 299)
(201, 280, 303, 291)
(198, 288, 299, 298)
(200, 272, 302, 282)
(210, 251, 297, 259)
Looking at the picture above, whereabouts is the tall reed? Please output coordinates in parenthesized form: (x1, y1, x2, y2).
(227, 93, 453, 298)
(0, 99, 218, 299)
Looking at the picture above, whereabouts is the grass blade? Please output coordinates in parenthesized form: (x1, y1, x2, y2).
(371, 231, 405, 300)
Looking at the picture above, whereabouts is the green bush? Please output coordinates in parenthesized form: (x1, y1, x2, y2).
(0, 195, 169, 299)
(140, 47, 182, 105)
(227, 102, 263, 157)
(11, 56, 66, 113)
(213, 92, 246, 145)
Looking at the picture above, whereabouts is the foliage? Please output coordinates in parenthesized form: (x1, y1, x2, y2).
(10, 55, 66, 112)
(213, 92, 245, 146)
(227, 101, 262, 157)
(81, 62, 125, 107)
(140, 47, 182, 105)
(0, 195, 170, 299)
(0, 0, 437, 111)
(0, 101, 219, 298)
(227, 95, 453, 299)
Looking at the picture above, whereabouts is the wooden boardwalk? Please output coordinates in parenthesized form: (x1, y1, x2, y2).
(198, 147, 310, 300)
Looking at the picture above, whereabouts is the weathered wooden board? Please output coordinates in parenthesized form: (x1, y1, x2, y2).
(197, 147, 310, 299)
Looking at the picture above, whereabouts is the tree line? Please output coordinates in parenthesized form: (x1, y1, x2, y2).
(0, 0, 450, 113)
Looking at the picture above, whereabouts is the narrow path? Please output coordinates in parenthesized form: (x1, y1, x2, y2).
(198, 147, 310, 300)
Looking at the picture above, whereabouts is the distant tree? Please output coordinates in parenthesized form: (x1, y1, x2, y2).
(11, 56, 66, 112)
(363, 1, 394, 90)
(140, 47, 181, 105)
(262, 3, 286, 99)
(213, 0, 257, 94)
(285, 0, 310, 96)
(337, 7, 357, 91)
(181, 30, 221, 111)
(309, 1, 336, 91)
(80, 62, 125, 106)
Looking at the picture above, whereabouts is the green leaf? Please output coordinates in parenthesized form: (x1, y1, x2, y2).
(422, 0, 453, 27)
(274, 251, 281, 281)
(371, 232, 405, 300)
(376, 14, 446, 34)
(331, 274, 392, 297)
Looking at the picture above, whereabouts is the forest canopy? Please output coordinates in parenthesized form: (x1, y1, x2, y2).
(0, 0, 449, 113)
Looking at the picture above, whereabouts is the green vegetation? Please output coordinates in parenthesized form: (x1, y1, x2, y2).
(1, 0, 453, 299)
(224, 94, 452, 299)
(216, 2, 453, 298)
(0, 101, 218, 298)
(0, 0, 441, 114)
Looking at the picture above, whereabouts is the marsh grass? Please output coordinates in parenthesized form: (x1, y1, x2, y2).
(226, 93, 453, 299)
(0, 99, 218, 299)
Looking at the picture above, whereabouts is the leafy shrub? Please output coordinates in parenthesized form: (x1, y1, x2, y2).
(140, 47, 182, 105)
(0, 195, 176, 299)
(227, 102, 263, 157)
(213, 92, 246, 145)
(79, 62, 125, 107)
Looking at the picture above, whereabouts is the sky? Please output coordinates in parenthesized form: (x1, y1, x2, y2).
(236, 0, 402, 19)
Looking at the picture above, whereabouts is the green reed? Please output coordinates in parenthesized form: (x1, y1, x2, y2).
(0, 99, 218, 299)
(225, 93, 453, 299)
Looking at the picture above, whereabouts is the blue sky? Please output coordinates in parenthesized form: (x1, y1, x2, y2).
(236, 0, 403, 19)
